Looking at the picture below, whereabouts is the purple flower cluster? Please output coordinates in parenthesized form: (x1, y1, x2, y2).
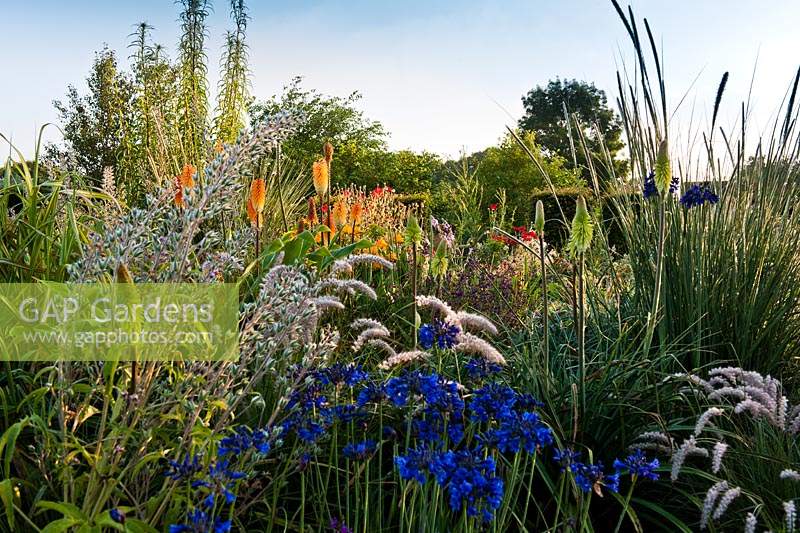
(643, 170, 680, 199)
(418, 319, 461, 350)
(551, 447, 659, 497)
(679, 184, 719, 208)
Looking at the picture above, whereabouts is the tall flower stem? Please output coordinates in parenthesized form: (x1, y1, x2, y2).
(538, 233, 549, 382)
(613, 477, 637, 533)
(643, 199, 665, 356)
(577, 251, 586, 424)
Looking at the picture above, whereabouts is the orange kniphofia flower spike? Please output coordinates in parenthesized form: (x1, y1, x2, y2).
(308, 197, 319, 225)
(173, 177, 186, 208)
(312, 159, 329, 198)
(179, 163, 196, 189)
(246, 198, 259, 227)
(332, 201, 348, 229)
(323, 141, 334, 163)
(250, 178, 266, 213)
(350, 203, 363, 223)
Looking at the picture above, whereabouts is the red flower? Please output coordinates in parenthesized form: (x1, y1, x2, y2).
(322, 203, 329, 213)
(371, 186, 384, 197)
(489, 203, 498, 211)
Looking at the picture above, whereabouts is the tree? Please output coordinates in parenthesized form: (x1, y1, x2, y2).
(519, 78, 626, 188)
(469, 131, 581, 222)
(51, 47, 135, 187)
(250, 77, 387, 185)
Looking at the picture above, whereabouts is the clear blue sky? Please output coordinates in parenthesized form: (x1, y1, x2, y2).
(2, 0, 798, 158)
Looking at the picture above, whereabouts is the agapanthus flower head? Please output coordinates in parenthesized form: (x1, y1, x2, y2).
(218, 426, 272, 456)
(464, 358, 502, 380)
(643, 171, 658, 198)
(329, 517, 351, 533)
(343, 439, 378, 461)
(553, 448, 581, 471)
(315, 363, 368, 387)
(680, 184, 719, 208)
(109, 508, 125, 524)
(169, 510, 231, 533)
(571, 461, 620, 496)
(613, 448, 660, 481)
(418, 319, 460, 350)
(166, 453, 203, 481)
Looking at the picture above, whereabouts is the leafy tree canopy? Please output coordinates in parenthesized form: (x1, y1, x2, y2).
(518, 78, 626, 187)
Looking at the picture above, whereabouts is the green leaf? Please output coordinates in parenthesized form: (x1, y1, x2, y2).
(41, 518, 82, 533)
(36, 500, 88, 522)
(0, 479, 15, 530)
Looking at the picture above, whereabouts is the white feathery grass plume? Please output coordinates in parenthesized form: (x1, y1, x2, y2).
(790, 411, 800, 435)
(694, 407, 725, 436)
(711, 486, 740, 521)
(331, 259, 353, 275)
(785, 501, 797, 533)
(708, 387, 747, 402)
(711, 442, 728, 474)
(700, 481, 728, 529)
(346, 254, 394, 270)
(734, 399, 773, 422)
(102, 166, 117, 199)
(452, 311, 498, 335)
(316, 279, 377, 300)
(635, 431, 673, 446)
(353, 326, 391, 352)
(671, 436, 709, 481)
(453, 332, 506, 365)
(627, 442, 673, 454)
(415, 295, 455, 319)
(367, 339, 396, 357)
(780, 469, 800, 481)
(744, 512, 757, 533)
(378, 350, 429, 370)
(351, 318, 386, 331)
(778, 396, 788, 430)
(310, 296, 345, 312)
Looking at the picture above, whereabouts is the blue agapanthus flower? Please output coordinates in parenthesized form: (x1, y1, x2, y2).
(343, 439, 378, 461)
(109, 508, 125, 524)
(166, 453, 203, 481)
(464, 358, 503, 380)
(643, 170, 680, 198)
(314, 363, 369, 387)
(329, 517, 353, 533)
(552, 448, 581, 472)
(571, 461, 620, 495)
(218, 426, 272, 456)
(395, 446, 432, 484)
(613, 448, 660, 481)
(428, 449, 504, 522)
(482, 411, 553, 454)
(469, 383, 519, 423)
(418, 319, 461, 350)
(680, 184, 719, 208)
(169, 509, 231, 533)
